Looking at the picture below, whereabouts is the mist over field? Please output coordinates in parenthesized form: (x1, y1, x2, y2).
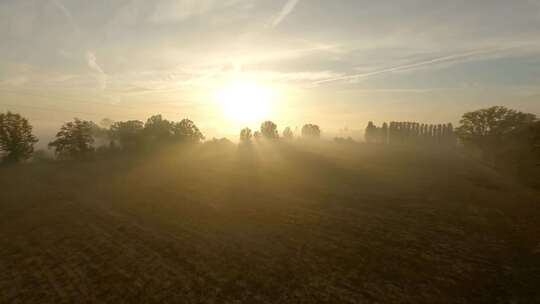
(1, 136, 540, 303)
(2, 0, 540, 303)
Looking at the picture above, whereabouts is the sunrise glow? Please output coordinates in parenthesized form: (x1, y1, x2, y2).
(216, 81, 272, 123)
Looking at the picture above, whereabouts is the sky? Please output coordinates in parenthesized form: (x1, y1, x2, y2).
(1, 0, 540, 141)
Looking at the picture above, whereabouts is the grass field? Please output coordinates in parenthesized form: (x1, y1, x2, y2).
(0, 142, 539, 303)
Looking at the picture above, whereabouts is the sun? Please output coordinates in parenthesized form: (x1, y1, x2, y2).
(216, 81, 272, 123)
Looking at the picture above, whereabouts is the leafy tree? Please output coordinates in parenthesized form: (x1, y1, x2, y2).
(172, 119, 204, 143)
(240, 128, 253, 143)
(49, 118, 95, 159)
(253, 131, 262, 140)
(260, 121, 278, 139)
(0, 112, 38, 162)
(144, 115, 173, 142)
(109, 120, 144, 150)
(457, 107, 536, 145)
(282, 127, 294, 140)
(88, 121, 108, 141)
(302, 124, 321, 139)
(456, 106, 537, 163)
(531, 122, 540, 158)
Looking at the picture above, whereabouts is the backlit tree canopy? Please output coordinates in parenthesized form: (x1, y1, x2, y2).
(0, 112, 38, 162)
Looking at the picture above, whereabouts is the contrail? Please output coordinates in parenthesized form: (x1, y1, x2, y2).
(315, 48, 505, 85)
(272, 0, 300, 28)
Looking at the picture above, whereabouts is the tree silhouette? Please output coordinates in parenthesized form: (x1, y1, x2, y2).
(49, 118, 95, 159)
(282, 127, 294, 140)
(100, 118, 115, 129)
(365, 121, 376, 143)
(172, 119, 204, 143)
(456, 106, 537, 163)
(0, 112, 38, 162)
(240, 128, 253, 143)
(532, 122, 540, 158)
(144, 115, 173, 143)
(253, 131, 262, 140)
(260, 121, 278, 139)
(301, 124, 321, 139)
(445, 123, 457, 147)
(109, 120, 144, 150)
(381, 122, 389, 144)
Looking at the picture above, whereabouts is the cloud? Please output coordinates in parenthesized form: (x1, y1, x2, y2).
(271, 0, 300, 28)
(314, 48, 508, 85)
(86, 51, 107, 90)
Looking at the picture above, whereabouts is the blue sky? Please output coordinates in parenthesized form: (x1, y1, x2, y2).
(1, 0, 540, 139)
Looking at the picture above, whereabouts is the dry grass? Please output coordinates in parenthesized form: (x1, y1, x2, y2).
(0, 141, 539, 303)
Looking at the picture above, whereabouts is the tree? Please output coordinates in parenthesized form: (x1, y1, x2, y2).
(445, 123, 457, 147)
(49, 118, 95, 159)
(456, 106, 537, 163)
(100, 118, 115, 129)
(365, 121, 376, 143)
(381, 122, 389, 144)
(302, 124, 321, 139)
(240, 128, 253, 143)
(109, 120, 144, 150)
(253, 131, 262, 140)
(531, 122, 540, 158)
(144, 115, 173, 143)
(260, 121, 278, 139)
(172, 119, 204, 143)
(0, 112, 38, 162)
(282, 127, 294, 140)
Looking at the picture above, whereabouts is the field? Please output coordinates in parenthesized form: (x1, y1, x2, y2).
(0, 142, 539, 303)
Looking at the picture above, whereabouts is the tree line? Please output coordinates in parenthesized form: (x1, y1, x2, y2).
(1, 106, 539, 171)
(0, 112, 323, 162)
(239, 122, 321, 143)
(363, 106, 540, 173)
(0, 113, 204, 162)
(365, 121, 457, 146)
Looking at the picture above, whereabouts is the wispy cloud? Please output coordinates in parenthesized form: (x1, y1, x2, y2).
(315, 48, 507, 85)
(271, 0, 300, 28)
(87, 51, 107, 90)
